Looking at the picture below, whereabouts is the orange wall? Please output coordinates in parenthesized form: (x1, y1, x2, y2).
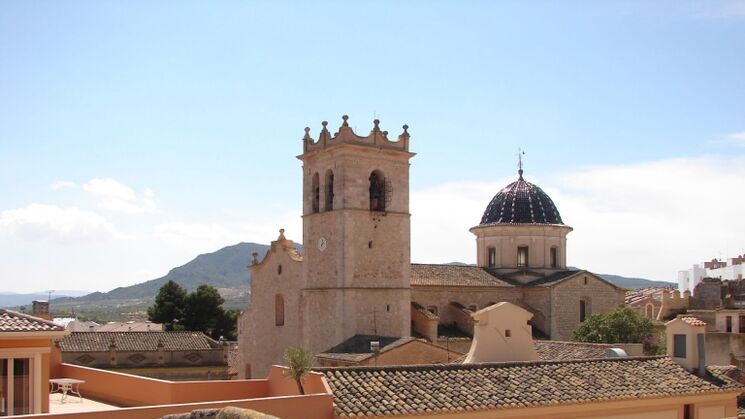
(17, 394, 334, 419)
(0, 339, 51, 348)
(57, 364, 270, 406)
(37, 364, 335, 419)
(0, 337, 55, 413)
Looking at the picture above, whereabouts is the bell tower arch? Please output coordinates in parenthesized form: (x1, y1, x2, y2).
(298, 115, 414, 352)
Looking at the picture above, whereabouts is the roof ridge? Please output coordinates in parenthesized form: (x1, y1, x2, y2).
(314, 355, 669, 373)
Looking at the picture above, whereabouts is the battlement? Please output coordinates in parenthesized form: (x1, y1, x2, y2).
(302, 115, 410, 153)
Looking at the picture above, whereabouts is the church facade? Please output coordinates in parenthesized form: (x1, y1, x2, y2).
(236, 116, 624, 378)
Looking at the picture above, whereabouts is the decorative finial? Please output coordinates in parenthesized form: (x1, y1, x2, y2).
(342, 115, 349, 127)
(402, 124, 409, 134)
(517, 148, 525, 180)
(303, 127, 311, 140)
(321, 121, 328, 132)
(252, 252, 259, 265)
(279, 228, 285, 237)
(373, 119, 380, 131)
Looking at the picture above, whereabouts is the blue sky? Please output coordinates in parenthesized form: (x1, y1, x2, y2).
(1, 1, 745, 293)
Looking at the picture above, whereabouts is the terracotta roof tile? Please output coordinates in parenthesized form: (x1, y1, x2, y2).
(680, 316, 707, 326)
(411, 264, 515, 287)
(411, 302, 438, 320)
(0, 309, 65, 332)
(625, 287, 675, 305)
(59, 331, 219, 352)
(534, 341, 614, 360)
(318, 357, 741, 418)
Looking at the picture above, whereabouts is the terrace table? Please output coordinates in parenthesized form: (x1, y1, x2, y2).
(49, 378, 85, 403)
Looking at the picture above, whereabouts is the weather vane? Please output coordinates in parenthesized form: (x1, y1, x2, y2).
(517, 148, 525, 179)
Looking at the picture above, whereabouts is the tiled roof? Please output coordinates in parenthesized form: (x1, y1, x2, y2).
(0, 309, 65, 332)
(411, 264, 596, 289)
(95, 321, 162, 332)
(534, 340, 613, 360)
(411, 264, 515, 287)
(680, 316, 707, 326)
(411, 302, 438, 320)
(319, 357, 742, 418)
(479, 175, 564, 225)
(317, 335, 415, 363)
(59, 331, 219, 352)
(520, 269, 582, 287)
(625, 287, 675, 305)
(708, 365, 745, 387)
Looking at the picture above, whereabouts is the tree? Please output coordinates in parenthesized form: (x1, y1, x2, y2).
(573, 306, 654, 345)
(182, 284, 226, 338)
(147, 280, 187, 331)
(214, 309, 239, 341)
(284, 345, 314, 395)
(148, 282, 237, 340)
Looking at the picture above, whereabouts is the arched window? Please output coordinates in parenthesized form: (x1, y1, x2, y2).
(579, 298, 590, 322)
(325, 169, 334, 211)
(369, 170, 386, 211)
(550, 247, 558, 268)
(275, 294, 285, 326)
(311, 173, 320, 213)
(517, 246, 529, 267)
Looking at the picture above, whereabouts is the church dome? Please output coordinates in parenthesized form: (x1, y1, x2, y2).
(479, 170, 564, 225)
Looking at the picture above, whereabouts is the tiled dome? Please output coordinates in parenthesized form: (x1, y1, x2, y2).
(480, 171, 564, 225)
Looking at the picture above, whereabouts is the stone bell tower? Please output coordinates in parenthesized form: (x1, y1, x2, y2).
(298, 115, 414, 353)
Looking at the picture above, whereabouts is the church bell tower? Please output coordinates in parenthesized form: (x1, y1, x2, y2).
(297, 115, 414, 352)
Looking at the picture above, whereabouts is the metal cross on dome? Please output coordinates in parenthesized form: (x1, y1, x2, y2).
(517, 148, 525, 179)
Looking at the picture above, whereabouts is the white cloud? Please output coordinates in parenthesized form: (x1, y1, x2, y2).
(724, 131, 745, 147)
(153, 210, 302, 254)
(50, 180, 77, 190)
(411, 156, 745, 282)
(83, 178, 157, 214)
(0, 204, 127, 242)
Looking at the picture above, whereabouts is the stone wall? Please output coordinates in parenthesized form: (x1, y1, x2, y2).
(521, 287, 551, 336)
(237, 241, 304, 379)
(411, 286, 522, 327)
(64, 349, 227, 369)
(703, 332, 745, 366)
(447, 303, 475, 336)
(410, 304, 438, 342)
(550, 274, 625, 341)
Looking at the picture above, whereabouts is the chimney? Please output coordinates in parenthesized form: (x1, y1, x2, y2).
(32, 300, 51, 320)
(697, 333, 706, 377)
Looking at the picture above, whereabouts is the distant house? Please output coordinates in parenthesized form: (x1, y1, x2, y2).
(0, 308, 68, 415)
(58, 331, 229, 380)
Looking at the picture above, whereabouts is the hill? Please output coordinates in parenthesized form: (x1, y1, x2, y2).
(51, 242, 276, 320)
(45, 245, 672, 322)
(0, 290, 90, 308)
(595, 273, 674, 289)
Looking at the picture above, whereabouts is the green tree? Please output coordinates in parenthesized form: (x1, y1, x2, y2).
(214, 309, 239, 341)
(147, 280, 187, 331)
(573, 306, 654, 345)
(182, 284, 226, 338)
(284, 346, 314, 395)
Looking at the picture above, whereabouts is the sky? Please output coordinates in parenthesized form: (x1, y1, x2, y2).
(1, 1, 745, 293)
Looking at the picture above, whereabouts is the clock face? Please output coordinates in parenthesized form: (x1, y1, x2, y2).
(318, 237, 327, 252)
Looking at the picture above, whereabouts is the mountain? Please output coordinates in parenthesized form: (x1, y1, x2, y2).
(48, 242, 283, 320)
(45, 245, 670, 322)
(0, 290, 91, 309)
(594, 273, 675, 289)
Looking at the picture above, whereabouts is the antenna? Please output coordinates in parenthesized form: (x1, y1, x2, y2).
(47, 290, 54, 302)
